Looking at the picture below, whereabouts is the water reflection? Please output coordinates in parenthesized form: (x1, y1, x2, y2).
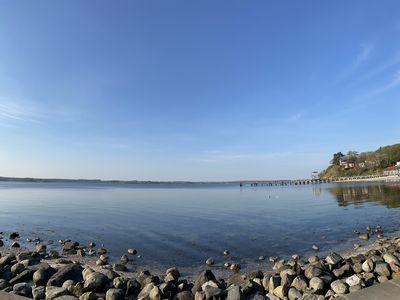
(328, 183, 400, 208)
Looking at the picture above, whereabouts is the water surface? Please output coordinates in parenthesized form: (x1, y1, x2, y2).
(0, 181, 399, 270)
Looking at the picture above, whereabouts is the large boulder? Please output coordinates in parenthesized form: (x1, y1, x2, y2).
(83, 272, 110, 292)
(48, 264, 83, 287)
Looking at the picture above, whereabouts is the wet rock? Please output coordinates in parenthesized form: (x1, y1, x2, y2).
(325, 252, 343, 265)
(49, 250, 60, 259)
(33, 286, 46, 300)
(206, 257, 214, 266)
(272, 259, 285, 271)
(359, 233, 369, 241)
(127, 248, 137, 255)
(48, 264, 83, 287)
(84, 272, 110, 292)
(280, 269, 296, 286)
(204, 284, 224, 299)
(330, 280, 348, 294)
(112, 277, 127, 290)
(120, 254, 129, 264)
(309, 277, 324, 293)
(0, 279, 9, 290)
(9, 232, 19, 239)
(311, 245, 319, 251)
(98, 247, 107, 255)
(223, 250, 230, 256)
(106, 288, 125, 300)
(113, 263, 126, 272)
(230, 263, 241, 272)
(258, 256, 265, 261)
(46, 286, 69, 300)
(307, 256, 319, 264)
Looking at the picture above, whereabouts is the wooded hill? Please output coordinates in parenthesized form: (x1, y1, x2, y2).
(319, 143, 400, 178)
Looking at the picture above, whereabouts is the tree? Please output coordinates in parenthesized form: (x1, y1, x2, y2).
(331, 152, 344, 165)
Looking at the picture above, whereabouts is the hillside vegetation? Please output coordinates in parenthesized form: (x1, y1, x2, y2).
(319, 143, 400, 178)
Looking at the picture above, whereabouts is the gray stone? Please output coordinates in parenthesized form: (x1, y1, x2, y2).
(325, 252, 343, 265)
(291, 275, 308, 293)
(9, 269, 34, 285)
(288, 287, 302, 300)
(0, 279, 9, 290)
(192, 270, 216, 294)
(46, 286, 68, 300)
(149, 286, 162, 300)
(13, 282, 32, 297)
(268, 276, 281, 294)
(330, 279, 348, 294)
(106, 288, 124, 300)
(33, 266, 56, 286)
(362, 259, 374, 273)
(0, 254, 15, 267)
(112, 277, 127, 290)
(174, 291, 193, 300)
(126, 279, 141, 298)
(309, 277, 324, 292)
(383, 253, 400, 265)
(138, 283, 155, 299)
(375, 262, 391, 277)
(226, 285, 242, 300)
(32, 286, 46, 300)
(304, 265, 322, 279)
(84, 272, 109, 292)
(79, 292, 96, 300)
(48, 264, 83, 287)
(11, 263, 25, 275)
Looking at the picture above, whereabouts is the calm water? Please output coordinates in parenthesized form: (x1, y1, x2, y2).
(0, 181, 400, 270)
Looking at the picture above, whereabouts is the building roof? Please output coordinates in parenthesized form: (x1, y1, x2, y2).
(384, 166, 400, 171)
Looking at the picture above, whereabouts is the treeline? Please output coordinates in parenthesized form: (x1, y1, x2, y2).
(320, 143, 400, 178)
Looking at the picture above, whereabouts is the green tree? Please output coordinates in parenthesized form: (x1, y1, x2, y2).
(331, 152, 344, 165)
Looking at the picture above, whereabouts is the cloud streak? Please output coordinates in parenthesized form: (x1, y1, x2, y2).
(0, 99, 42, 124)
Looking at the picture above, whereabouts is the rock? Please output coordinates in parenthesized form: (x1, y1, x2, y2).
(204, 284, 224, 299)
(377, 275, 388, 283)
(49, 250, 60, 259)
(87, 249, 95, 256)
(84, 272, 110, 292)
(192, 270, 216, 294)
(345, 275, 361, 286)
(325, 252, 343, 265)
(273, 285, 288, 298)
(383, 253, 400, 265)
(280, 269, 296, 286)
(79, 292, 96, 300)
(48, 264, 83, 287)
(330, 280, 348, 294)
(46, 286, 69, 300)
(11, 262, 25, 274)
(226, 285, 242, 300)
(106, 288, 124, 300)
(33, 286, 46, 300)
(206, 257, 214, 266)
(309, 277, 324, 292)
(112, 277, 127, 290)
(308, 256, 319, 264)
(113, 263, 126, 272)
(333, 264, 350, 278)
(230, 263, 241, 272)
(375, 262, 391, 277)
(359, 233, 369, 241)
(127, 248, 137, 255)
(174, 291, 193, 300)
(98, 247, 107, 255)
(311, 245, 319, 251)
(10, 269, 35, 285)
(77, 249, 85, 257)
(36, 244, 47, 253)
(223, 250, 230, 256)
(9, 232, 19, 239)
(268, 275, 281, 293)
(362, 259, 374, 273)
(352, 262, 363, 274)
(13, 282, 32, 297)
(291, 275, 308, 293)
(63, 280, 75, 289)
(0, 279, 9, 290)
(273, 259, 285, 270)
(68, 283, 84, 298)
(137, 282, 155, 299)
(0, 254, 15, 266)
(288, 287, 302, 300)
(126, 279, 141, 298)
(120, 254, 129, 264)
(304, 265, 322, 279)
(258, 256, 265, 261)
(33, 266, 56, 286)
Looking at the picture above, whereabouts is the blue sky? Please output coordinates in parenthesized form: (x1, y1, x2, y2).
(1, 1, 400, 181)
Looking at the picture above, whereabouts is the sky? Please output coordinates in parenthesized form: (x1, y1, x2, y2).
(0, 1, 400, 181)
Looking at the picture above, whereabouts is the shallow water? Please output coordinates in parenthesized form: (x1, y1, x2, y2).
(0, 181, 399, 269)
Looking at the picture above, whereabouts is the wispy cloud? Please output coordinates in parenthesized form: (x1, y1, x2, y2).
(367, 70, 400, 98)
(344, 44, 374, 76)
(286, 111, 304, 123)
(0, 98, 42, 124)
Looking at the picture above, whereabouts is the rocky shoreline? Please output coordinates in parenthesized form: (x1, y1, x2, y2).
(0, 229, 400, 300)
